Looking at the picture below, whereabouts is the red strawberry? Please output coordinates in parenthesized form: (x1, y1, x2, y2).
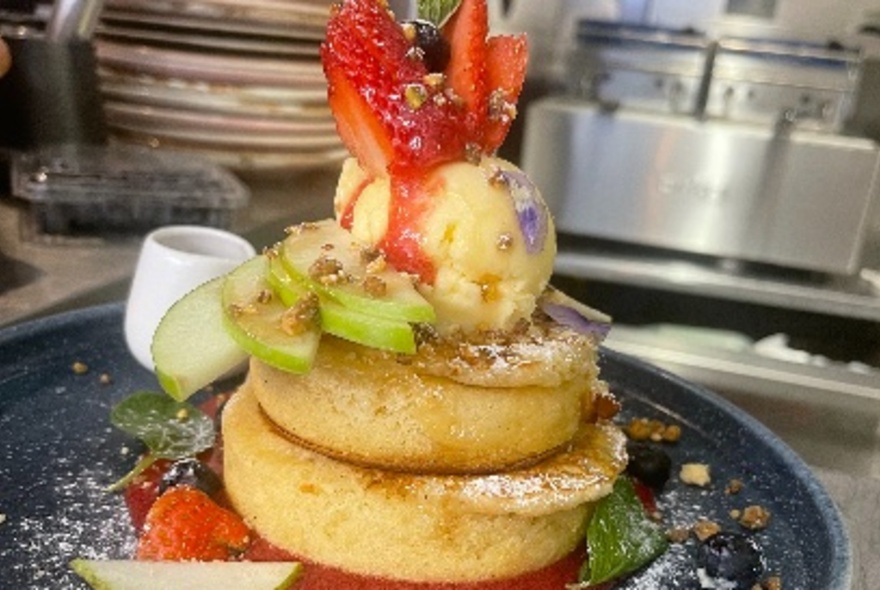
(123, 459, 170, 533)
(136, 486, 251, 561)
(483, 33, 528, 152)
(321, 0, 529, 175)
(322, 0, 469, 176)
(442, 0, 489, 141)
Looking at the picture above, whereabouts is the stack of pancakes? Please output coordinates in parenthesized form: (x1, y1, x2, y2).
(222, 314, 627, 583)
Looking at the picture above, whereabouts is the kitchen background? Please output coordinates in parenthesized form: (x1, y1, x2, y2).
(1, 0, 880, 587)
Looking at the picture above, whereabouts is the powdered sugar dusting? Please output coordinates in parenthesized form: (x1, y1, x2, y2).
(1, 418, 136, 588)
(0, 319, 144, 590)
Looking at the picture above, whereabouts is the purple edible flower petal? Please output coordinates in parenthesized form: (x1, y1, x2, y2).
(541, 302, 611, 340)
(497, 169, 548, 255)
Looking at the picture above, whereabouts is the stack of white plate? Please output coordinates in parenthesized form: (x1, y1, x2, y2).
(93, 0, 347, 173)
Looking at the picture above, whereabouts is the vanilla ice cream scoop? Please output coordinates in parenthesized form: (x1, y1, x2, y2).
(334, 156, 556, 334)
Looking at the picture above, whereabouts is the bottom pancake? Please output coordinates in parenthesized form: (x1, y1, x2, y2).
(223, 382, 626, 583)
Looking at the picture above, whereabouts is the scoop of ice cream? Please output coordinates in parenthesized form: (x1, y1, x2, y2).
(334, 156, 556, 334)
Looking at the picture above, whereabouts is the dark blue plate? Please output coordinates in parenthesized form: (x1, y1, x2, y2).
(0, 303, 851, 589)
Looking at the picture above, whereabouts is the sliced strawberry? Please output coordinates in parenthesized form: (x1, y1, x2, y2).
(442, 0, 489, 144)
(137, 486, 251, 561)
(324, 61, 394, 176)
(483, 33, 528, 153)
(123, 459, 170, 533)
(322, 0, 468, 176)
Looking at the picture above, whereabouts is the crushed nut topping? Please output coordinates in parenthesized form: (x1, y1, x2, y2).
(464, 142, 482, 164)
(625, 418, 681, 443)
(257, 289, 274, 305)
(692, 519, 722, 541)
(725, 478, 744, 495)
(309, 255, 348, 285)
(281, 293, 320, 336)
(400, 21, 417, 42)
(680, 463, 711, 487)
(496, 232, 514, 251)
(423, 72, 445, 89)
(99, 373, 112, 385)
(362, 275, 387, 298)
(487, 166, 506, 187)
(737, 505, 771, 530)
(667, 527, 690, 544)
(488, 88, 517, 123)
(284, 221, 319, 236)
(405, 83, 429, 109)
(413, 322, 440, 347)
(71, 361, 89, 375)
(360, 246, 384, 266)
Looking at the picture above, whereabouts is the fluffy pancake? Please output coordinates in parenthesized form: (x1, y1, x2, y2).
(250, 325, 602, 473)
(222, 382, 626, 583)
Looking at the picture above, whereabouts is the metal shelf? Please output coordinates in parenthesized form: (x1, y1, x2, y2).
(555, 245, 880, 323)
(605, 325, 880, 406)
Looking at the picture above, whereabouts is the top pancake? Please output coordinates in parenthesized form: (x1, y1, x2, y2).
(250, 319, 605, 474)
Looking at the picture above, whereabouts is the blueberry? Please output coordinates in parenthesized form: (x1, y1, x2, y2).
(403, 20, 451, 72)
(158, 458, 222, 498)
(625, 442, 672, 491)
(698, 531, 765, 589)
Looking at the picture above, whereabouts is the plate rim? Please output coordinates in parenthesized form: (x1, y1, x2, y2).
(597, 347, 853, 590)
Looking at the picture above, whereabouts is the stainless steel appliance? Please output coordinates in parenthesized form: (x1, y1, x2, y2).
(522, 20, 880, 402)
(523, 22, 880, 276)
(524, 98, 880, 275)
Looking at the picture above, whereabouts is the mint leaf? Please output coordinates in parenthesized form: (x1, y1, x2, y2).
(580, 477, 668, 586)
(416, 0, 461, 27)
(107, 391, 215, 491)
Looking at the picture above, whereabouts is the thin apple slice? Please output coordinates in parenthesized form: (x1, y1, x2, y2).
(264, 254, 311, 309)
(280, 220, 435, 323)
(151, 277, 248, 402)
(221, 256, 320, 374)
(266, 256, 417, 354)
(70, 559, 301, 590)
(318, 301, 417, 353)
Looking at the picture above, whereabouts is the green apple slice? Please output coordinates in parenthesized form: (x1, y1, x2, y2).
(267, 256, 416, 354)
(151, 277, 248, 402)
(70, 559, 301, 590)
(280, 220, 435, 323)
(221, 255, 320, 374)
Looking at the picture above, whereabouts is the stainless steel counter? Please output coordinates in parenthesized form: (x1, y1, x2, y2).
(0, 168, 876, 589)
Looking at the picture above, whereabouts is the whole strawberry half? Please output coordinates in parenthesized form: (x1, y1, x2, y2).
(136, 486, 252, 561)
(321, 0, 528, 176)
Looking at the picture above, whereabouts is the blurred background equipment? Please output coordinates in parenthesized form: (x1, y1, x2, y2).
(519, 0, 880, 403)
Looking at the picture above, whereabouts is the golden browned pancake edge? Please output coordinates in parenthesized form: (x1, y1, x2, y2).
(250, 331, 603, 473)
(223, 382, 626, 583)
